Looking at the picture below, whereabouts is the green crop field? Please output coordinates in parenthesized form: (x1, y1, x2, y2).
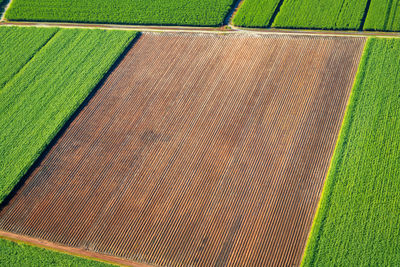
(302, 38, 400, 266)
(233, 0, 400, 31)
(0, 238, 112, 266)
(364, 0, 400, 31)
(0, 27, 57, 88)
(0, 27, 137, 203)
(232, 0, 281, 27)
(4, 0, 235, 26)
(273, 0, 369, 30)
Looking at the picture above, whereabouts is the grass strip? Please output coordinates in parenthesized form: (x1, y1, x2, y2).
(4, 0, 235, 26)
(0, 237, 112, 266)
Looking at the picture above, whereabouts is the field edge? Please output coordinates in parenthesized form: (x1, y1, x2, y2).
(299, 37, 371, 266)
(0, 231, 149, 266)
(0, 28, 140, 205)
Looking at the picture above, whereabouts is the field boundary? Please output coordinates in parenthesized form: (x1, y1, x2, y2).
(300, 39, 369, 266)
(0, 32, 141, 211)
(267, 0, 285, 27)
(224, 0, 245, 26)
(1, 21, 400, 38)
(0, 0, 11, 21)
(0, 231, 151, 267)
(359, 0, 372, 30)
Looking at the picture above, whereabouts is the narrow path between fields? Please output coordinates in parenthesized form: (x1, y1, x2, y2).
(0, 0, 399, 39)
(1, 21, 400, 38)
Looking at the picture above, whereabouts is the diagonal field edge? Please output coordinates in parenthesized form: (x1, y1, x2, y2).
(0, 33, 142, 211)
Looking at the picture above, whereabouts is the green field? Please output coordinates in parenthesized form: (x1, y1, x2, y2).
(4, 0, 235, 26)
(272, 0, 368, 30)
(0, 27, 137, 203)
(302, 38, 400, 266)
(232, 0, 281, 27)
(0, 238, 113, 266)
(0, 27, 57, 88)
(364, 0, 400, 31)
(233, 0, 400, 31)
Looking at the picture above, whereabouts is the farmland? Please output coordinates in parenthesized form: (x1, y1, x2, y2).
(0, 27, 57, 88)
(302, 38, 400, 266)
(232, 0, 400, 31)
(364, 0, 400, 31)
(232, 0, 282, 27)
(4, 0, 235, 26)
(4, 0, 400, 32)
(0, 33, 365, 266)
(272, 0, 369, 30)
(1, 1, 399, 264)
(0, 27, 137, 203)
(0, 238, 112, 266)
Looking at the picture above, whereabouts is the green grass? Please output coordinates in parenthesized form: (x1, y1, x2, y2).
(232, 0, 282, 27)
(272, 0, 369, 30)
(0, 27, 57, 88)
(364, 0, 400, 31)
(0, 27, 137, 203)
(0, 238, 112, 266)
(302, 38, 400, 266)
(4, 0, 235, 26)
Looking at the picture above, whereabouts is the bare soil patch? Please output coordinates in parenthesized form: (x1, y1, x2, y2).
(0, 33, 365, 266)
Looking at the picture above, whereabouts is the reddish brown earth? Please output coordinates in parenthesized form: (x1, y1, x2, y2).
(0, 33, 365, 266)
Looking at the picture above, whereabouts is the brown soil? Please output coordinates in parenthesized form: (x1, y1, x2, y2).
(0, 33, 365, 266)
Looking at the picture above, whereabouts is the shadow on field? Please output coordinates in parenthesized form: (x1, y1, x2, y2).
(359, 0, 372, 30)
(267, 0, 286, 27)
(0, 32, 142, 211)
(223, 0, 243, 26)
(0, 0, 11, 20)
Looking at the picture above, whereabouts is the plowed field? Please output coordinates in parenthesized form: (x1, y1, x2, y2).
(0, 33, 365, 266)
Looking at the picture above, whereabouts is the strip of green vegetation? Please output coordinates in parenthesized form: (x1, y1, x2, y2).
(0, 27, 57, 88)
(0, 27, 137, 203)
(232, 0, 281, 27)
(0, 238, 112, 266)
(230, 0, 400, 31)
(4, 0, 235, 26)
(273, 0, 368, 30)
(364, 0, 400, 31)
(302, 38, 400, 266)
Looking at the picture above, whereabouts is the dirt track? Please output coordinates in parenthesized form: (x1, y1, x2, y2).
(2, 21, 400, 38)
(0, 33, 365, 266)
